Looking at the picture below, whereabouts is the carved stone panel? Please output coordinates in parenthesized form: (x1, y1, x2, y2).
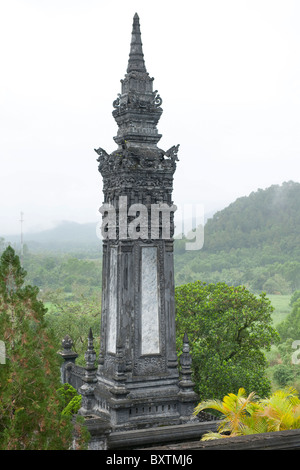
(107, 246, 118, 354)
(141, 246, 160, 355)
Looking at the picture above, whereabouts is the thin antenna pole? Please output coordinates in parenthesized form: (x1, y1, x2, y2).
(20, 211, 24, 266)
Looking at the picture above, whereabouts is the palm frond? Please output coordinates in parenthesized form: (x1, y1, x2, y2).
(196, 387, 300, 440)
(194, 398, 225, 416)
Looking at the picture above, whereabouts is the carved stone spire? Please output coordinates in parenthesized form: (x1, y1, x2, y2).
(127, 13, 146, 73)
(111, 13, 163, 149)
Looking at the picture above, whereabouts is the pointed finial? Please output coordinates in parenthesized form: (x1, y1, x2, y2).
(179, 331, 195, 392)
(88, 327, 93, 341)
(85, 327, 96, 368)
(180, 332, 192, 366)
(127, 13, 147, 73)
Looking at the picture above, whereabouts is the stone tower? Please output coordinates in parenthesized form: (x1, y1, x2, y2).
(92, 13, 197, 431)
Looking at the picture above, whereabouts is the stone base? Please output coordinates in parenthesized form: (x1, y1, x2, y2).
(87, 373, 199, 432)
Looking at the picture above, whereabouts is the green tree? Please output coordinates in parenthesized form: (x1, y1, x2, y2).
(175, 281, 279, 401)
(262, 274, 291, 295)
(290, 290, 300, 307)
(0, 246, 75, 450)
(272, 364, 295, 387)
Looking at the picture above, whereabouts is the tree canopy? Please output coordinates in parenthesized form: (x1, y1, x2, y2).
(175, 281, 279, 401)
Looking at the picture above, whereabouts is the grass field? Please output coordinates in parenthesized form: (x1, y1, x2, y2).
(266, 294, 291, 327)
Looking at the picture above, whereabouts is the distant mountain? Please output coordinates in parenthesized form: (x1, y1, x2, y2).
(174, 181, 300, 294)
(4, 221, 101, 255)
(4, 209, 219, 254)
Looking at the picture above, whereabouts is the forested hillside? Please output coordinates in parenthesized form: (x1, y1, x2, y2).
(174, 181, 300, 294)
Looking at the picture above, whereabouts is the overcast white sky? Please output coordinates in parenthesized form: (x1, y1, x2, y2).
(1, 0, 299, 235)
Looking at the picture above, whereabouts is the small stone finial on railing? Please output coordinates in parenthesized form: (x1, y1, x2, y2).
(110, 338, 128, 400)
(61, 334, 73, 351)
(83, 328, 97, 383)
(78, 328, 97, 416)
(58, 334, 78, 385)
(179, 332, 195, 391)
(59, 334, 78, 364)
(115, 338, 126, 380)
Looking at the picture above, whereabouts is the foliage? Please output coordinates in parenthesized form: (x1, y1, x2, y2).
(0, 247, 75, 449)
(22, 252, 102, 297)
(62, 395, 82, 417)
(277, 298, 300, 342)
(43, 288, 101, 365)
(272, 364, 295, 387)
(0, 246, 103, 365)
(204, 181, 300, 254)
(290, 290, 300, 307)
(57, 383, 80, 411)
(55, 384, 89, 448)
(175, 281, 279, 401)
(57, 383, 83, 417)
(72, 415, 91, 450)
(266, 294, 291, 326)
(194, 387, 300, 440)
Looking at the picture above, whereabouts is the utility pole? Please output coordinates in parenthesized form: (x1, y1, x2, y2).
(20, 211, 24, 266)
